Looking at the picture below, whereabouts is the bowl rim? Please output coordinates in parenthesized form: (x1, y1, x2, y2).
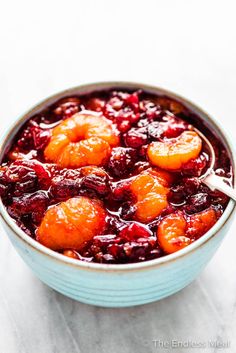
(0, 81, 235, 273)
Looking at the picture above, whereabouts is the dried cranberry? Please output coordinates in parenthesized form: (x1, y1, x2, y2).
(108, 147, 137, 177)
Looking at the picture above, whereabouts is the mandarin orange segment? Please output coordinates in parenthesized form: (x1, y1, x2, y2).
(37, 196, 107, 250)
(84, 116, 120, 146)
(147, 130, 202, 171)
(130, 169, 170, 222)
(146, 168, 175, 186)
(44, 113, 119, 168)
(187, 208, 217, 239)
(63, 250, 80, 259)
(157, 212, 191, 254)
(56, 137, 111, 168)
(135, 194, 168, 223)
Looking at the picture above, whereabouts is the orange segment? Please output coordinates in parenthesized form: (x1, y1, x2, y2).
(148, 131, 202, 171)
(187, 208, 217, 239)
(56, 137, 111, 168)
(44, 113, 119, 168)
(130, 169, 170, 223)
(157, 212, 191, 254)
(37, 196, 107, 250)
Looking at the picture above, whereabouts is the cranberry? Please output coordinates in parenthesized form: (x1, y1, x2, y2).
(147, 121, 163, 140)
(183, 177, 201, 194)
(86, 97, 105, 111)
(81, 173, 110, 196)
(119, 223, 152, 242)
(133, 161, 150, 174)
(155, 97, 185, 115)
(124, 92, 140, 111)
(139, 100, 161, 120)
(210, 189, 229, 206)
(117, 120, 131, 133)
(107, 215, 126, 234)
(8, 191, 49, 224)
(107, 244, 125, 261)
(31, 127, 51, 151)
(137, 118, 150, 127)
(53, 97, 80, 119)
(182, 153, 208, 177)
(108, 147, 137, 177)
(111, 180, 132, 201)
(4, 163, 38, 196)
(17, 121, 36, 150)
(168, 184, 186, 205)
(17, 120, 51, 152)
(0, 183, 8, 197)
(162, 116, 189, 138)
(106, 96, 124, 111)
(120, 202, 136, 220)
(168, 178, 200, 205)
(124, 127, 148, 148)
(117, 108, 140, 125)
(185, 193, 210, 214)
(8, 160, 51, 191)
(50, 178, 81, 200)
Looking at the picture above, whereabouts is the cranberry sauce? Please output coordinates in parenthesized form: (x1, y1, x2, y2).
(0, 89, 232, 264)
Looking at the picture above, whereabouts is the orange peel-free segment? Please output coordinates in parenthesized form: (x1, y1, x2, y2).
(187, 208, 217, 239)
(130, 169, 170, 223)
(157, 212, 191, 254)
(37, 196, 107, 251)
(147, 131, 202, 171)
(44, 113, 119, 168)
(157, 208, 218, 254)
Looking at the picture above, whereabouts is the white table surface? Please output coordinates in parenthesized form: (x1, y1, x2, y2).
(0, 1, 236, 352)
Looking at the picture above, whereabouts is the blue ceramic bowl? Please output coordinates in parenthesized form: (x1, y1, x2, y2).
(0, 82, 235, 307)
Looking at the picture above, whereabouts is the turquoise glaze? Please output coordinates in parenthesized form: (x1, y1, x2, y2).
(0, 82, 235, 308)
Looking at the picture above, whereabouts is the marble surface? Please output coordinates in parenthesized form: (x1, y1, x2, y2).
(0, 1, 236, 352)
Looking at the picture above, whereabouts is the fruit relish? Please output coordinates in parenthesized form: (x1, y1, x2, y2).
(0, 89, 233, 264)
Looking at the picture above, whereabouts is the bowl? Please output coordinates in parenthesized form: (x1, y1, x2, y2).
(0, 82, 235, 308)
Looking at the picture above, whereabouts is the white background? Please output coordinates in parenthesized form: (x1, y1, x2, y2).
(0, 1, 236, 352)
